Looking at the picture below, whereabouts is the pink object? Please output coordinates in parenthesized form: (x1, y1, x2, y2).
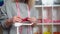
(21, 17, 31, 23)
(16, 0, 20, 17)
(43, 18, 52, 23)
(16, 0, 31, 34)
(53, 20, 60, 23)
(22, 17, 29, 22)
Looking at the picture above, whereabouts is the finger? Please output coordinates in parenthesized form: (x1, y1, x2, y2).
(15, 20, 22, 22)
(13, 17, 22, 21)
(27, 17, 32, 20)
(13, 16, 22, 19)
(13, 19, 22, 23)
(17, 16, 22, 19)
(13, 17, 22, 22)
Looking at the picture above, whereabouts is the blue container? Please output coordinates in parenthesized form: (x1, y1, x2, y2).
(0, 0, 4, 6)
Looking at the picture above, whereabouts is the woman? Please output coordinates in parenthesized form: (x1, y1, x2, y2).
(1, 0, 39, 34)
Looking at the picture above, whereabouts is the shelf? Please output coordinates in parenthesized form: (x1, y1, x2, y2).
(42, 5, 53, 7)
(37, 23, 43, 25)
(15, 23, 60, 26)
(21, 23, 33, 25)
(23, 23, 60, 26)
(53, 5, 60, 7)
(34, 5, 42, 7)
(34, 5, 53, 7)
(37, 23, 52, 25)
(37, 23, 60, 25)
(34, 5, 60, 7)
(43, 23, 52, 25)
(53, 23, 60, 25)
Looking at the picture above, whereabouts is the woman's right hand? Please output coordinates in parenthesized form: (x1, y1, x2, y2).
(5, 16, 22, 28)
(13, 16, 22, 23)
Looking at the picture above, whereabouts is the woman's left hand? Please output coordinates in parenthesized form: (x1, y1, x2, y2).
(28, 17, 37, 27)
(28, 17, 37, 23)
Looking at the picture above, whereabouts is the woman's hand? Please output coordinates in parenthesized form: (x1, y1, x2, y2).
(5, 16, 22, 28)
(13, 16, 22, 23)
(28, 17, 37, 27)
(28, 17, 37, 23)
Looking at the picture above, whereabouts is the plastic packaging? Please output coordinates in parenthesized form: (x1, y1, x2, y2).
(43, 32, 51, 34)
(53, 26, 60, 34)
(53, 32, 60, 34)
(43, 26, 51, 34)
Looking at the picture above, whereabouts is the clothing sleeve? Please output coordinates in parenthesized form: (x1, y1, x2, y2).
(0, 6, 8, 29)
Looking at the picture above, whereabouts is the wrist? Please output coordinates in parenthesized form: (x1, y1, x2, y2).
(5, 18, 13, 28)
